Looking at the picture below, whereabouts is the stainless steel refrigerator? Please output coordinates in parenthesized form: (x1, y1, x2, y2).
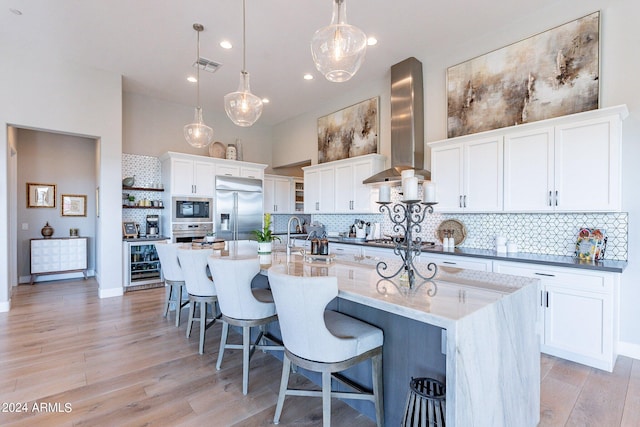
(215, 176, 263, 241)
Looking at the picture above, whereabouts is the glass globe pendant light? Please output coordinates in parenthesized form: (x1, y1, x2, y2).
(184, 23, 214, 148)
(311, 0, 367, 83)
(224, 0, 263, 127)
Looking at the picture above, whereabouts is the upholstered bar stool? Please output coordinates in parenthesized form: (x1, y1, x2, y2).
(207, 255, 283, 395)
(177, 247, 219, 354)
(267, 264, 384, 427)
(154, 242, 188, 327)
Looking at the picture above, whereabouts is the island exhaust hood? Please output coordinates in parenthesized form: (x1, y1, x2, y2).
(363, 57, 430, 184)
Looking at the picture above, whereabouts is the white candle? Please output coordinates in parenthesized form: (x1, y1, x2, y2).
(403, 176, 419, 200)
(401, 169, 415, 180)
(423, 181, 436, 203)
(379, 185, 391, 203)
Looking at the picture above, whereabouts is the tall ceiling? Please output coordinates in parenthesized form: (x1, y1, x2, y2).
(2, 0, 563, 126)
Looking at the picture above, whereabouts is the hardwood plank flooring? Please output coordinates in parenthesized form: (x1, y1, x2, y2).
(0, 278, 638, 426)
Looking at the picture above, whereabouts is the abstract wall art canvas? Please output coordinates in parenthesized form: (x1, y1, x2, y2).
(447, 11, 600, 138)
(318, 97, 379, 163)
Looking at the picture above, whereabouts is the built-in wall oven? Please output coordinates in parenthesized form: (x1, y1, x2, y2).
(172, 197, 213, 223)
(171, 222, 213, 243)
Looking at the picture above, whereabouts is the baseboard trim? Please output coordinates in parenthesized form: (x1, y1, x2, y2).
(99, 286, 124, 298)
(0, 299, 10, 312)
(618, 341, 640, 360)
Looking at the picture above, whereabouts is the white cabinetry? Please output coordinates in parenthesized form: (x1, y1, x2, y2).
(417, 251, 493, 271)
(493, 261, 618, 371)
(304, 165, 335, 213)
(504, 112, 623, 212)
(304, 154, 385, 214)
(264, 174, 293, 213)
(430, 137, 503, 212)
(166, 157, 215, 196)
(30, 237, 88, 284)
(160, 152, 267, 198)
(334, 155, 386, 212)
(430, 105, 627, 213)
(330, 242, 364, 257)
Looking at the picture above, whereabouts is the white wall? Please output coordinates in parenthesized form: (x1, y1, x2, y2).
(271, 0, 640, 354)
(1, 46, 123, 306)
(16, 129, 97, 281)
(123, 92, 274, 171)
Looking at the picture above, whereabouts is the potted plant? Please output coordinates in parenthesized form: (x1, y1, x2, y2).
(252, 213, 280, 254)
(205, 231, 215, 243)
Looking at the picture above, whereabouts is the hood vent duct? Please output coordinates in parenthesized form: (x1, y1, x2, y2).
(363, 57, 430, 184)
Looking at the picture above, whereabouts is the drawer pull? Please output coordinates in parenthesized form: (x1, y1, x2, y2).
(443, 261, 457, 265)
(534, 272, 555, 277)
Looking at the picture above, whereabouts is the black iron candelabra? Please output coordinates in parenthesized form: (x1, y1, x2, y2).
(375, 199, 438, 288)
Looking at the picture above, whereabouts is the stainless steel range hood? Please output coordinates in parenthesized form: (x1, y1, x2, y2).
(363, 57, 430, 184)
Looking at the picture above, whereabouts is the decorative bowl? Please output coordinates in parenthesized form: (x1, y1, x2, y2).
(122, 176, 135, 187)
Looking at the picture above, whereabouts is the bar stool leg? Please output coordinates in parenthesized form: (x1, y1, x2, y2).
(372, 352, 384, 427)
(186, 298, 196, 338)
(199, 302, 206, 354)
(216, 321, 229, 370)
(242, 325, 250, 395)
(175, 285, 184, 327)
(322, 371, 332, 427)
(164, 285, 173, 318)
(274, 355, 292, 424)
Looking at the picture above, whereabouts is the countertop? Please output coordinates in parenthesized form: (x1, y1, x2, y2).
(123, 235, 170, 242)
(323, 237, 627, 273)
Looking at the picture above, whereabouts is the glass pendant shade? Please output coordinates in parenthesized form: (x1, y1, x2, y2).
(225, 71, 263, 127)
(311, 0, 367, 83)
(185, 23, 213, 148)
(184, 107, 214, 148)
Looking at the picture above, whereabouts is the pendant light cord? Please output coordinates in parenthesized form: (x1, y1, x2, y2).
(242, 0, 247, 74)
(196, 26, 201, 109)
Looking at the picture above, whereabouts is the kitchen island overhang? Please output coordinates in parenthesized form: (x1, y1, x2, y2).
(267, 252, 541, 425)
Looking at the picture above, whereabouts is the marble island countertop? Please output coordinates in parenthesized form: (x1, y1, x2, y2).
(267, 250, 538, 328)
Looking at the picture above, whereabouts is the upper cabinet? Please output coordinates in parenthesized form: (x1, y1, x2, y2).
(430, 137, 503, 212)
(264, 174, 293, 214)
(303, 154, 386, 214)
(429, 105, 628, 213)
(160, 152, 267, 198)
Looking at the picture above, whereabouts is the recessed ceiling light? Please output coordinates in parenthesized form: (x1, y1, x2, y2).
(220, 40, 232, 49)
(303, 73, 314, 80)
(367, 37, 378, 46)
(187, 76, 197, 83)
(262, 98, 270, 104)
(9, 8, 22, 15)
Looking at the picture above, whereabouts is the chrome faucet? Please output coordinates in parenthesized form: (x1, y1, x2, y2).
(286, 216, 302, 259)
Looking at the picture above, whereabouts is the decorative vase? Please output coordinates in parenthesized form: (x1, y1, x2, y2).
(257, 241, 272, 254)
(41, 222, 54, 238)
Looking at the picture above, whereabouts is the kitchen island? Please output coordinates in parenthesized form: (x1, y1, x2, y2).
(263, 251, 540, 426)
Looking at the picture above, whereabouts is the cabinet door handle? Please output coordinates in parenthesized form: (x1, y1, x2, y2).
(273, 205, 277, 212)
(540, 290, 544, 307)
(534, 272, 555, 277)
(463, 195, 467, 208)
(443, 261, 457, 265)
(459, 195, 463, 208)
(316, 202, 319, 211)
(555, 190, 558, 206)
(546, 291, 549, 308)
(548, 191, 552, 206)
(192, 184, 196, 194)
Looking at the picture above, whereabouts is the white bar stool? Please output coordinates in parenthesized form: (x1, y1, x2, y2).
(268, 264, 384, 427)
(177, 247, 219, 354)
(207, 255, 284, 395)
(154, 242, 188, 327)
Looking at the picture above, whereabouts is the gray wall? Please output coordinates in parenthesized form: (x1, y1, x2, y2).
(16, 129, 96, 280)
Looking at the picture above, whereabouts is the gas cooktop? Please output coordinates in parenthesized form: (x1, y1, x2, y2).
(365, 239, 436, 250)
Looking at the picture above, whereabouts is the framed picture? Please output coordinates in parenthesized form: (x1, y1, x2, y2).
(61, 194, 87, 217)
(122, 221, 138, 238)
(318, 96, 379, 163)
(447, 11, 600, 138)
(27, 183, 56, 208)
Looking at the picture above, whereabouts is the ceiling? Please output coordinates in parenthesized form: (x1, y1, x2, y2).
(1, 0, 562, 126)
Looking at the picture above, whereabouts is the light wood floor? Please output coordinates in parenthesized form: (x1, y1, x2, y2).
(0, 279, 638, 426)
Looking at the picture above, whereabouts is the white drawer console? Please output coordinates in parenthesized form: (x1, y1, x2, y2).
(30, 237, 88, 284)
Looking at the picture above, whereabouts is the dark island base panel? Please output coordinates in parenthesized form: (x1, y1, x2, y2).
(337, 299, 446, 425)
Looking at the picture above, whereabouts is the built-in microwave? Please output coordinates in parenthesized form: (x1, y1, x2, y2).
(171, 197, 213, 223)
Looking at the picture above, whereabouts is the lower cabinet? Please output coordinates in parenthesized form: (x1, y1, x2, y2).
(493, 261, 618, 372)
(417, 252, 492, 271)
(30, 237, 88, 284)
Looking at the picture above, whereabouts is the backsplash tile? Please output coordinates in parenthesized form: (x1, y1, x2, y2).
(122, 154, 164, 232)
(314, 186, 628, 261)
